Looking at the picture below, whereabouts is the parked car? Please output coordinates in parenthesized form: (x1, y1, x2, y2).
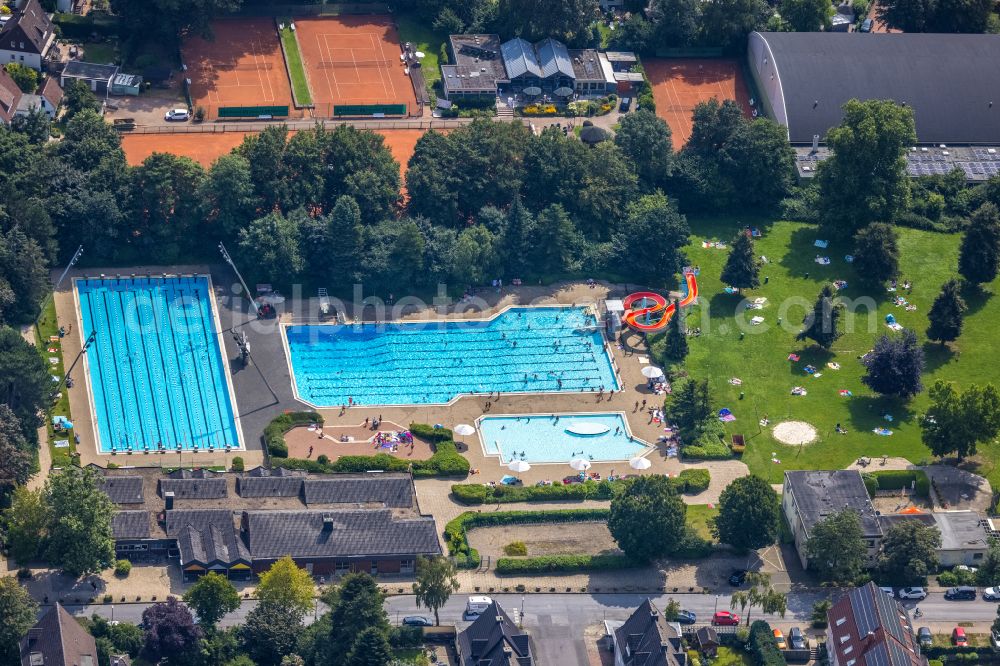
(789, 627, 806, 650)
(164, 108, 190, 121)
(985, 587, 1000, 601)
(898, 587, 927, 600)
(956, 565, 979, 573)
(945, 586, 977, 600)
(860, 18, 873, 32)
(952, 627, 968, 646)
(619, 97, 631, 113)
(879, 586, 895, 597)
(772, 629, 787, 650)
(712, 611, 740, 626)
(917, 627, 933, 648)
(675, 610, 697, 625)
(729, 570, 748, 586)
(403, 616, 433, 627)
(562, 475, 582, 485)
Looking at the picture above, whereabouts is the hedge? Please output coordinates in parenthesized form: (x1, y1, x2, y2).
(748, 620, 787, 666)
(865, 469, 930, 497)
(53, 13, 119, 39)
(274, 440, 469, 477)
(264, 411, 324, 457)
(410, 423, 453, 443)
(682, 440, 732, 460)
(923, 645, 999, 661)
(496, 554, 637, 574)
(676, 468, 711, 494)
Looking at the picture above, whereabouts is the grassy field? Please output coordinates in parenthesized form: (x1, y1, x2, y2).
(686, 504, 719, 541)
(395, 13, 444, 89)
(651, 217, 1000, 486)
(35, 297, 75, 468)
(80, 42, 117, 65)
(712, 647, 754, 665)
(279, 24, 313, 106)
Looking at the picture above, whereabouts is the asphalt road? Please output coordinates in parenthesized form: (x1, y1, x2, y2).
(66, 591, 1000, 662)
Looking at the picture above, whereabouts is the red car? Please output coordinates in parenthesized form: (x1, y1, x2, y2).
(712, 611, 740, 626)
(562, 476, 583, 485)
(952, 627, 968, 646)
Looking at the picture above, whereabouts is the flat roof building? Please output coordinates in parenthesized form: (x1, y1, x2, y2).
(443, 34, 507, 100)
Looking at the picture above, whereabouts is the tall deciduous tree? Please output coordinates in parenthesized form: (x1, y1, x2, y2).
(532, 204, 582, 276)
(240, 601, 303, 666)
(327, 573, 390, 662)
(4, 485, 49, 564)
(0, 326, 50, 438)
(199, 153, 256, 241)
(494, 0, 600, 43)
(958, 203, 1000, 287)
(184, 572, 241, 628)
(878, 520, 941, 585)
(862, 329, 925, 398)
(0, 576, 38, 664)
(609, 475, 687, 561)
(256, 556, 316, 617)
(805, 508, 867, 584)
(61, 81, 102, 121)
(345, 627, 393, 666)
(721, 233, 759, 292)
(647, 0, 700, 48)
(714, 476, 780, 551)
(730, 572, 787, 626)
(0, 405, 33, 497)
(612, 193, 689, 286)
(663, 298, 689, 361)
(926, 279, 967, 344)
(0, 228, 49, 326)
(817, 100, 916, 238)
(326, 195, 364, 288)
(698, 0, 770, 48)
(798, 284, 841, 349)
(614, 110, 674, 190)
(878, 0, 992, 32)
(853, 223, 900, 286)
(237, 212, 304, 288)
(129, 153, 207, 263)
(780, 0, 834, 30)
(141, 597, 202, 664)
(45, 465, 115, 576)
(922, 380, 1000, 460)
(665, 378, 713, 441)
(412, 556, 460, 626)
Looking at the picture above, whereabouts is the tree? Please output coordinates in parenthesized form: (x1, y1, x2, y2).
(0, 228, 50, 326)
(862, 329, 925, 398)
(345, 627, 393, 666)
(798, 284, 841, 349)
(811, 600, 832, 629)
(698, 0, 770, 49)
(721, 233, 759, 292)
(817, 100, 917, 237)
(44, 465, 115, 576)
(4, 63, 37, 92)
(958, 203, 1000, 286)
(256, 556, 315, 617)
(184, 572, 241, 628)
(730, 572, 787, 626)
(665, 378, 713, 441)
(714, 476, 780, 551)
(142, 597, 202, 664)
(412, 556, 459, 626)
(878, 0, 992, 32)
(11, 107, 51, 144)
(129, 152, 207, 262)
(647, 0, 700, 48)
(199, 153, 256, 241)
(0, 326, 49, 436)
(0, 405, 33, 497)
(237, 212, 304, 287)
(805, 508, 867, 584)
(612, 193, 689, 286)
(663, 298, 689, 361)
(240, 601, 303, 666)
(878, 520, 941, 585)
(494, 0, 600, 43)
(0, 576, 38, 664)
(501, 196, 535, 278)
(978, 541, 1000, 587)
(327, 573, 390, 661)
(614, 110, 673, 190)
(325, 195, 364, 289)
(852, 223, 900, 286)
(926, 279, 967, 344)
(532, 204, 582, 276)
(4, 485, 49, 563)
(62, 80, 102, 121)
(780, 0, 834, 30)
(922, 380, 1000, 460)
(662, 598, 682, 621)
(451, 225, 500, 285)
(609, 475, 688, 561)
(110, 0, 242, 45)
(89, 615, 144, 663)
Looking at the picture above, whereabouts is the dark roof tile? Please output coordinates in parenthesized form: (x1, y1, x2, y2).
(302, 475, 414, 507)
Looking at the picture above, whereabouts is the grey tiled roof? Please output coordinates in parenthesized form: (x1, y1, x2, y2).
(237, 475, 304, 498)
(457, 601, 533, 666)
(159, 478, 228, 500)
(167, 468, 221, 479)
(501, 38, 541, 79)
(20, 603, 98, 666)
(245, 466, 305, 478)
(302, 474, 414, 507)
(243, 509, 440, 560)
(614, 599, 686, 666)
(112, 511, 151, 539)
(535, 38, 573, 79)
(165, 509, 249, 566)
(99, 476, 145, 504)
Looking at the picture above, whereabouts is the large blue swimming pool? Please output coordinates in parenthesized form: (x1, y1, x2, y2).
(284, 307, 619, 406)
(479, 413, 648, 463)
(77, 277, 241, 452)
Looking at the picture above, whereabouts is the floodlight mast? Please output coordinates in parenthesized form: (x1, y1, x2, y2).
(218, 242, 260, 315)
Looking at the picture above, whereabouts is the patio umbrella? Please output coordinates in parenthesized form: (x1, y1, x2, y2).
(569, 458, 592, 472)
(454, 424, 475, 436)
(523, 86, 542, 96)
(508, 460, 531, 473)
(554, 86, 574, 97)
(641, 366, 664, 379)
(629, 457, 652, 470)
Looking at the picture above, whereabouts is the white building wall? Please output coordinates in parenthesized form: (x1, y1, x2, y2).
(747, 33, 787, 131)
(0, 49, 41, 70)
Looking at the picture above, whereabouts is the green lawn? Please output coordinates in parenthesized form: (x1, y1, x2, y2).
(395, 13, 444, 89)
(652, 217, 1000, 486)
(80, 42, 117, 65)
(712, 647, 754, 665)
(279, 25, 313, 106)
(686, 504, 719, 541)
(35, 297, 75, 468)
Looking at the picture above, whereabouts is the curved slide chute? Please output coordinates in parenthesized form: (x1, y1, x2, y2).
(622, 272, 699, 333)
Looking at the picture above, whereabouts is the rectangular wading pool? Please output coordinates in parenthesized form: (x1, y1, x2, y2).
(478, 413, 649, 464)
(283, 306, 619, 406)
(76, 276, 241, 453)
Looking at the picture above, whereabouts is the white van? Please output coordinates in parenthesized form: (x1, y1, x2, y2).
(464, 595, 493, 619)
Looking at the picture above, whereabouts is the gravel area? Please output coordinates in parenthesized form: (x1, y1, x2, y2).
(467, 522, 622, 560)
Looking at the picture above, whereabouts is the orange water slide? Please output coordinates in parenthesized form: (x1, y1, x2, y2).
(622, 272, 699, 333)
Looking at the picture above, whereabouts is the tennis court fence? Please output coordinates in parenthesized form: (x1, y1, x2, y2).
(123, 118, 474, 134)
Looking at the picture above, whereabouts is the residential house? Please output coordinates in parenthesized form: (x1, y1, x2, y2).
(826, 582, 925, 666)
(19, 603, 98, 666)
(15, 74, 62, 118)
(0, 0, 54, 70)
(0, 65, 23, 124)
(782, 470, 883, 569)
(878, 510, 990, 568)
(456, 600, 534, 665)
(611, 599, 688, 666)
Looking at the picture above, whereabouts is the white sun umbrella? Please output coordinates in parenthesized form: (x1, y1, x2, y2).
(508, 459, 531, 473)
(641, 366, 665, 379)
(629, 456, 652, 470)
(569, 458, 592, 472)
(454, 424, 475, 436)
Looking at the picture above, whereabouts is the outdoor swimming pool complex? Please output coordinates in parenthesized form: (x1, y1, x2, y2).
(284, 307, 619, 406)
(478, 413, 647, 463)
(77, 277, 241, 452)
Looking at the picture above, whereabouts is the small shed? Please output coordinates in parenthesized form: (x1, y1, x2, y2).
(61, 60, 118, 94)
(695, 626, 720, 657)
(111, 73, 142, 96)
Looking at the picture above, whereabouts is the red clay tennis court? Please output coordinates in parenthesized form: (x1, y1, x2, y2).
(644, 58, 753, 149)
(295, 15, 417, 116)
(182, 19, 298, 120)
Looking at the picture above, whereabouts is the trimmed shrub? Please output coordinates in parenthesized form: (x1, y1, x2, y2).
(52, 13, 119, 39)
(748, 620, 787, 666)
(273, 435, 469, 477)
(503, 541, 528, 556)
(450, 479, 615, 505)
(263, 411, 323, 458)
(867, 469, 930, 497)
(861, 472, 878, 497)
(231, 456, 244, 472)
(681, 439, 732, 460)
(676, 468, 710, 494)
(410, 422, 452, 443)
(673, 530, 714, 559)
(496, 554, 637, 574)
(114, 560, 131, 577)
